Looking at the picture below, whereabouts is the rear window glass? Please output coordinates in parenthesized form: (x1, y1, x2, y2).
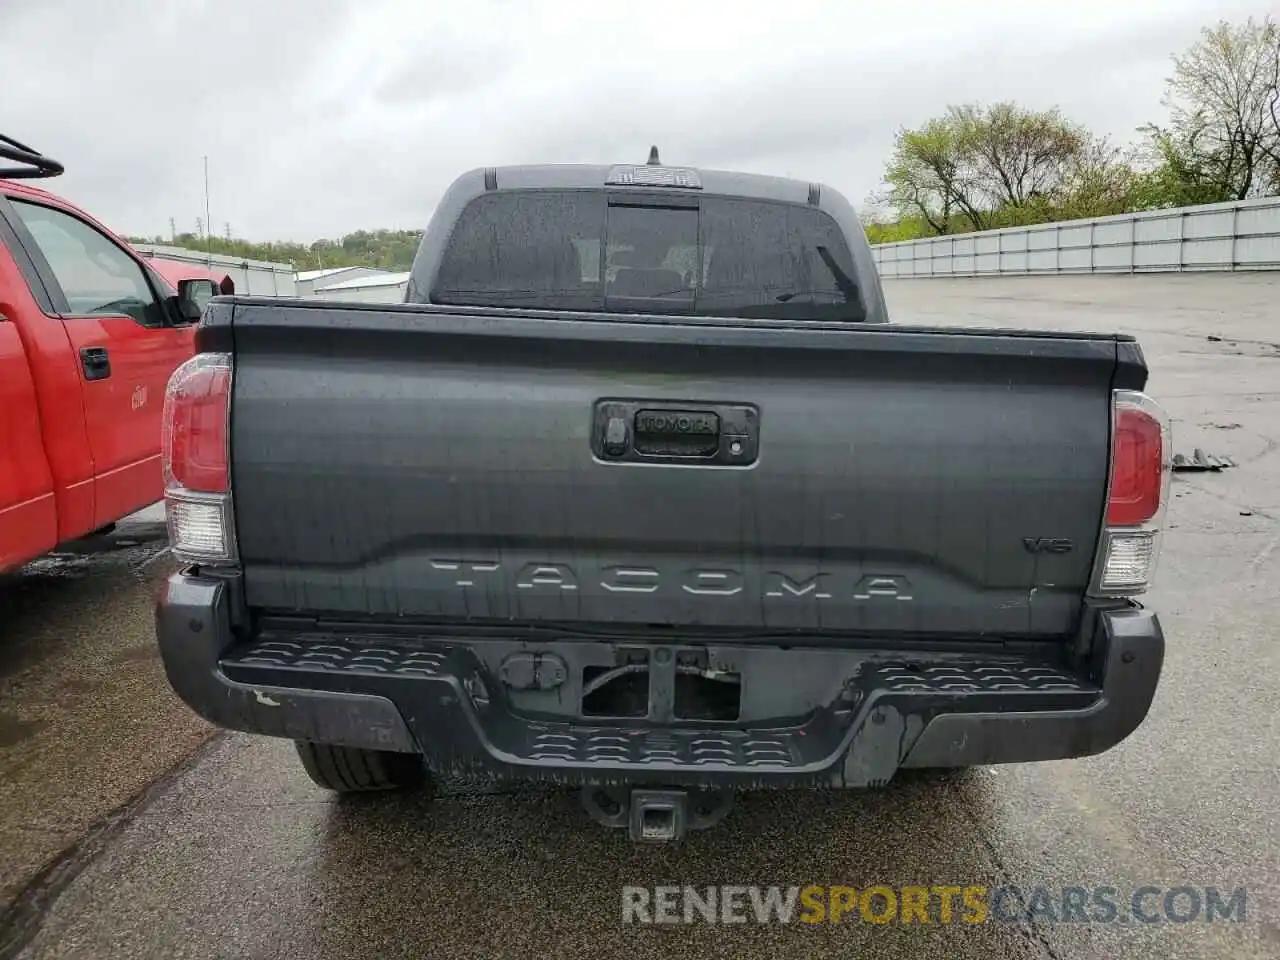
(433, 191, 604, 311)
(432, 190, 865, 320)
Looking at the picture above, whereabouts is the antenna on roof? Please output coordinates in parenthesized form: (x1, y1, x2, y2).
(646, 145, 661, 166)
(0, 134, 64, 180)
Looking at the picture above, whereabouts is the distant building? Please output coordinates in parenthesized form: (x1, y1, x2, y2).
(295, 266, 388, 297)
(312, 270, 412, 304)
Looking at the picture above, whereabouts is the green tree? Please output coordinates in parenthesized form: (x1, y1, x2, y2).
(866, 16, 1280, 243)
(135, 229, 425, 272)
(881, 115, 986, 234)
(1129, 129, 1236, 209)
(878, 102, 1110, 236)
(950, 102, 1087, 214)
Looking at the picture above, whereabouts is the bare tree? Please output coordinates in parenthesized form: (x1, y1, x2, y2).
(1055, 137, 1137, 219)
(1160, 16, 1280, 200)
(1259, 22, 1280, 191)
(949, 103, 1087, 212)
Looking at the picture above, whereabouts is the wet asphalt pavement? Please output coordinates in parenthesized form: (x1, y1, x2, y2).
(0, 505, 213, 915)
(1, 274, 1278, 959)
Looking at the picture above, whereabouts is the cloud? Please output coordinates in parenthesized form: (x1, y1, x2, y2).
(1, 0, 1265, 242)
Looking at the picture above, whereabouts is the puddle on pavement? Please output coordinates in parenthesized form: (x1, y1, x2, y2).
(0, 713, 48, 750)
(57, 677, 102, 697)
(111, 646, 160, 665)
(0, 544, 171, 678)
(0, 540, 206, 923)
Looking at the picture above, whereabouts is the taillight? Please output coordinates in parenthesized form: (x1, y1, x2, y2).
(162, 353, 236, 563)
(1093, 390, 1171, 596)
(1107, 403, 1164, 526)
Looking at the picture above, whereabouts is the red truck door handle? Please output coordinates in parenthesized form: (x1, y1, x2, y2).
(80, 346, 111, 381)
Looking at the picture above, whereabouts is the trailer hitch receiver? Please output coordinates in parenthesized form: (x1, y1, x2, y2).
(581, 785, 734, 842)
(630, 789, 686, 842)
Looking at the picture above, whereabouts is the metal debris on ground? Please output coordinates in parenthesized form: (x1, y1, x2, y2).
(1172, 449, 1236, 472)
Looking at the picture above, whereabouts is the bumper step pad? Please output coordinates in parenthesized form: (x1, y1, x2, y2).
(157, 572, 1160, 790)
(220, 632, 1101, 781)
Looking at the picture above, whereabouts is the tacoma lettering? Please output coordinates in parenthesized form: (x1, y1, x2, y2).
(600, 566, 661, 593)
(852, 575, 912, 600)
(682, 569, 744, 596)
(429, 559, 500, 587)
(431, 561, 912, 600)
(764, 571, 832, 599)
(515, 563, 578, 591)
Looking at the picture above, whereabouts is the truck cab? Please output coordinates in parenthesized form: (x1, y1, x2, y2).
(0, 136, 203, 571)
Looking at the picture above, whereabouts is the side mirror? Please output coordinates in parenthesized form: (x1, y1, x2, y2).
(175, 279, 209, 322)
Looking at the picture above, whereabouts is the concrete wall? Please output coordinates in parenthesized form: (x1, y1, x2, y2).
(871, 196, 1280, 278)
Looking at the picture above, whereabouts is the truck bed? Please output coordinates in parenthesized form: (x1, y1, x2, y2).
(206, 297, 1145, 641)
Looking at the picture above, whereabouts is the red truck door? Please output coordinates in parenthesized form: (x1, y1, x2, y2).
(5, 197, 195, 529)
(0, 309, 58, 568)
(0, 190, 97, 551)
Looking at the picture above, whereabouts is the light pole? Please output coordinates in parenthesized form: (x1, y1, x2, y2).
(203, 155, 212, 267)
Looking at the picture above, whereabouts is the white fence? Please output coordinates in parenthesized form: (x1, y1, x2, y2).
(871, 196, 1280, 278)
(133, 243, 297, 296)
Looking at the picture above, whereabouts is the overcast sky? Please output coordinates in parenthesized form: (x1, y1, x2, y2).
(2, 0, 1269, 242)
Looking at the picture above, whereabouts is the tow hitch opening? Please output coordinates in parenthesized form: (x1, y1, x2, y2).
(581, 786, 735, 842)
(632, 790, 685, 842)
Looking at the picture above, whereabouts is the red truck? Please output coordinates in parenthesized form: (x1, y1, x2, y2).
(146, 257, 236, 312)
(0, 136, 205, 572)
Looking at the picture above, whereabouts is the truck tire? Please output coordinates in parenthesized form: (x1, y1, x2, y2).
(293, 741, 427, 793)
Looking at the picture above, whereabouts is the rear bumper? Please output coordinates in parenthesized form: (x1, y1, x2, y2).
(155, 571, 1164, 788)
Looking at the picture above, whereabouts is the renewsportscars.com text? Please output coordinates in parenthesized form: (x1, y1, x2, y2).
(621, 885, 1248, 925)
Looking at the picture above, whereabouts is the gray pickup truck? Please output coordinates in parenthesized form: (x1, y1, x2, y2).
(155, 155, 1170, 842)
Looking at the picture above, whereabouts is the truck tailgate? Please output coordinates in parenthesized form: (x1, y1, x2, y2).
(222, 302, 1126, 639)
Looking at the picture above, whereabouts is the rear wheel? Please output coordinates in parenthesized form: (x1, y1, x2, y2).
(293, 741, 428, 793)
